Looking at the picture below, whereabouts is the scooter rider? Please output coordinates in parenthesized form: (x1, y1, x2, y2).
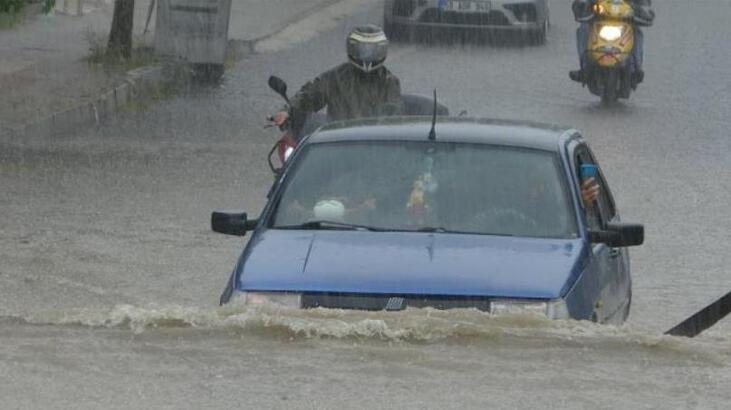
(569, 0, 655, 83)
(272, 24, 402, 134)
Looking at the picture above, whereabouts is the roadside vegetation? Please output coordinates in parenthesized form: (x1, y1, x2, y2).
(84, 27, 158, 70)
(0, 0, 54, 29)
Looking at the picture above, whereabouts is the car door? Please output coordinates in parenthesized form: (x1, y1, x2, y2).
(573, 145, 630, 323)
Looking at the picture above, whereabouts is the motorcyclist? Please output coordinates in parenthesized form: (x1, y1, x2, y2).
(272, 24, 402, 134)
(569, 0, 655, 83)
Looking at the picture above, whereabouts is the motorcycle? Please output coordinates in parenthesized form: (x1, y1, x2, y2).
(575, 0, 642, 104)
(265, 75, 450, 174)
(264, 76, 299, 174)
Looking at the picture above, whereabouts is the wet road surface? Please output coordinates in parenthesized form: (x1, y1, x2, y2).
(1, 0, 730, 408)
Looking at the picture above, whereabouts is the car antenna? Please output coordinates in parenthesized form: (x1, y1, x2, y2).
(428, 89, 437, 141)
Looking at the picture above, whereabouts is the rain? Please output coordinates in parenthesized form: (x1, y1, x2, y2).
(1, 0, 730, 408)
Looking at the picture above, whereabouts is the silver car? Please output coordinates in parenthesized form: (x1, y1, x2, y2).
(383, 0, 549, 44)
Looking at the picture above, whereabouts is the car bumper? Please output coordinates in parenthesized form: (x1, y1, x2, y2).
(386, 0, 545, 31)
(233, 290, 571, 320)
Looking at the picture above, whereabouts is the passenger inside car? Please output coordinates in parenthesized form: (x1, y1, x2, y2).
(277, 143, 418, 226)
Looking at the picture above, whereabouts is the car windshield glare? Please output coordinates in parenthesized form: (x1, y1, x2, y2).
(272, 141, 577, 238)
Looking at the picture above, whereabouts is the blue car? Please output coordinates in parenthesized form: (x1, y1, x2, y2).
(212, 117, 643, 324)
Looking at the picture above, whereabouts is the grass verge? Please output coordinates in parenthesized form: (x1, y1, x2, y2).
(84, 29, 159, 72)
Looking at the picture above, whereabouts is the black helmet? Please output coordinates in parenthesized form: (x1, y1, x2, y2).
(346, 25, 388, 73)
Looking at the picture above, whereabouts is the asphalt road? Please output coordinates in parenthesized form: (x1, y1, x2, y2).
(1, 0, 730, 408)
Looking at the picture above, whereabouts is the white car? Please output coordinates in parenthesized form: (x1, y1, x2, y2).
(383, 0, 549, 44)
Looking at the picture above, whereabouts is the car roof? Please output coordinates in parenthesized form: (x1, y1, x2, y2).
(308, 117, 576, 152)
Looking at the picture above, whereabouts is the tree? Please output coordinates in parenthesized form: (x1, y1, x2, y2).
(107, 0, 135, 59)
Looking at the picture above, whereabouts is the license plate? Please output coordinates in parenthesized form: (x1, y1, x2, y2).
(441, 0, 491, 13)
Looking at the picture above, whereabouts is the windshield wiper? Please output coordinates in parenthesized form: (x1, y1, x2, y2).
(277, 223, 512, 236)
(413, 227, 514, 236)
(275, 220, 386, 232)
(415, 227, 448, 233)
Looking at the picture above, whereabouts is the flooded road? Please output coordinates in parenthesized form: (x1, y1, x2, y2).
(2, 0, 731, 408)
(3, 307, 731, 409)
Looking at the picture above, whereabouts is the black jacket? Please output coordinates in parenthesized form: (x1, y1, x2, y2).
(572, 0, 655, 26)
(288, 63, 402, 130)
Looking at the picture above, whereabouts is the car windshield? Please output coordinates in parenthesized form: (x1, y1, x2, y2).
(271, 141, 577, 238)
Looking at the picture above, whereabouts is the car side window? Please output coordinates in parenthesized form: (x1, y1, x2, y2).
(584, 148, 616, 224)
(574, 147, 601, 230)
(574, 146, 616, 229)
(595, 174, 616, 223)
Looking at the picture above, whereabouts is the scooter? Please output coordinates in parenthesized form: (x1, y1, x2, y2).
(265, 75, 450, 174)
(265, 76, 301, 174)
(576, 0, 640, 104)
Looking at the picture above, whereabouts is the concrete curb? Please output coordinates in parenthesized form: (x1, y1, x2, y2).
(227, 0, 342, 60)
(228, 0, 342, 55)
(1, 65, 164, 140)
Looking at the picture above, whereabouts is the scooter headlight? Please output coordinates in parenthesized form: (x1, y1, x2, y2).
(598, 25, 623, 42)
(283, 146, 294, 161)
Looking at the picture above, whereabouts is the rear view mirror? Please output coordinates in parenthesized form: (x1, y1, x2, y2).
(211, 211, 257, 236)
(589, 222, 644, 247)
(268, 76, 288, 102)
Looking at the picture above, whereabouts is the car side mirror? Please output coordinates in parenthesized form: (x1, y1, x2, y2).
(589, 222, 644, 247)
(268, 76, 288, 102)
(211, 211, 257, 236)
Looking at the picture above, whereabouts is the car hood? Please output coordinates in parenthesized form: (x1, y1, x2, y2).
(238, 230, 586, 299)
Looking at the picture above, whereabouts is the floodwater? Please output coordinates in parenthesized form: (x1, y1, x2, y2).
(3, 306, 731, 409)
(2, 0, 731, 408)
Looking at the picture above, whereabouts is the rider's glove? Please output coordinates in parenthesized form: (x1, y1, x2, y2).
(273, 111, 289, 126)
(572, 0, 594, 22)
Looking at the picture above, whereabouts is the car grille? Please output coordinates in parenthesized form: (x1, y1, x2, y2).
(503, 3, 538, 23)
(419, 8, 511, 26)
(301, 293, 491, 311)
(393, 0, 417, 17)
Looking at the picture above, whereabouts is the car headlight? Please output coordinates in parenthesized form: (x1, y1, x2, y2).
(598, 25, 623, 42)
(490, 298, 569, 320)
(232, 291, 302, 308)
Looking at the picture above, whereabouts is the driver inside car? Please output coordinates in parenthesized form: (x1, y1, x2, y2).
(450, 164, 602, 236)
